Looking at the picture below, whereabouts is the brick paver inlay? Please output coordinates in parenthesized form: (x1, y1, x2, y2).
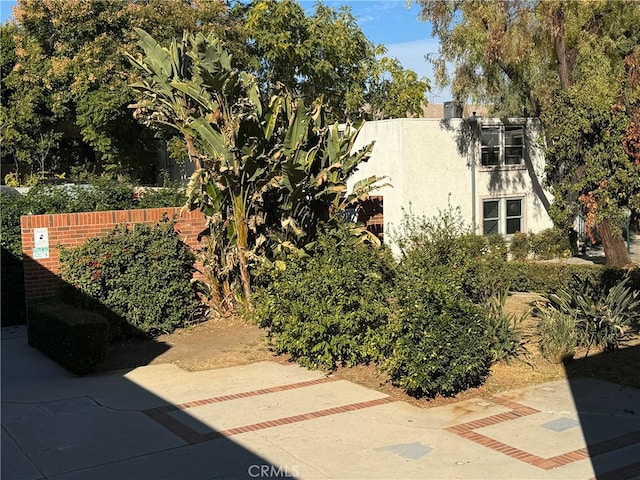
(143, 379, 640, 477)
(143, 377, 392, 444)
(445, 396, 640, 472)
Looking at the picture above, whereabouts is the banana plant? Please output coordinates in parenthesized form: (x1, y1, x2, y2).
(129, 29, 382, 314)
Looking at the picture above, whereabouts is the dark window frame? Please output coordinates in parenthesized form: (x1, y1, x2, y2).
(480, 124, 524, 167)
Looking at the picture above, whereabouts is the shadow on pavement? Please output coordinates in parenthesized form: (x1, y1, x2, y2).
(563, 343, 640, 479)
(2, 253, 296, 480)
(1, 325, 298, 480)
(1, 245, 27, 326)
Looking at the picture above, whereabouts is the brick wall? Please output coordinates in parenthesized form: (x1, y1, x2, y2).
(21, 208, 207, 300)
(357, 196, 384, 240)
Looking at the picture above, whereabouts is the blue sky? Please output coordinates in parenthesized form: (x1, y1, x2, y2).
(0, 0, 448, 102)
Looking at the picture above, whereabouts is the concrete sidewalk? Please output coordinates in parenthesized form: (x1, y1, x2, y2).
(2, 324, 640, 480)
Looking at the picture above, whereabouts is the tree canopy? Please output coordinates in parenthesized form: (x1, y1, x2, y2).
(417, 0, 640, 266)
(1, 0, 234, 182)
(1, 0, 429, 184)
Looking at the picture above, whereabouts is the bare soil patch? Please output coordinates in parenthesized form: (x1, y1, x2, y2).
(98, 293, 640, 408)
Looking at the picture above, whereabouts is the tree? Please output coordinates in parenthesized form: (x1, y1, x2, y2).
(3, 0, 428, 183)
(234, 0, 429, 121)
(416, 0, 640, 266)
(129, 29, 381, 313)
(1, 23, 62, 181)
(3, 0, 234, 182)
(366, 56, 431, 120)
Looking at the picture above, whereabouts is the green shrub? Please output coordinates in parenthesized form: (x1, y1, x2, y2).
(0, 193, 28, 325)
(137, 185, 186, 209)
(27, 298, 109, 374)
(392, 206, 511, 303)
(537, 308, 578, 363)
(381, 207, 503, 397)
(509, 232, 530, 260)
(1, 179, 185, 257)
(1, 245, 26, 325)
(0, 191, 29, 256)
(252, 223, 394, 370)
(382, 275, 492, 398)
(24, 178, 185, 215)
(529, 228, 571, 260)
(24, 184, 74, 214)
(486, 234, 509, 260)
(64, 179, 137, 213)
(59, 219, 204, 336)
(506, 262, 640, 295)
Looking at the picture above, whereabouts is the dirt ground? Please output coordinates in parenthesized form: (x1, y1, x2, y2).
(97, 293, 640, 409)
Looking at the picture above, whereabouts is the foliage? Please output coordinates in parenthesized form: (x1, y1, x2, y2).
(239, 0, 428, 122)
(382, 206, 497, 397)
(484, 289, 528, 364)
(252, 223, 394, 370)
(1, 22, 63, 181)
(529, 228, 571, 260)
(129, 29, 382, 313)
(544, 73, 638, 266)
(508, 228, 571, 261)
(0, 178, 184, 258)
(536, 308, 578, 363)
(27, 298, 109, 374)
(417, 0, 640, 266)
(509, 232, 531, 261)
(0, 191, 28, 325)
(3, 0, 427, 181)
(391, 206, 510, 303)
(503, 261, 640, 295)
(382, 273, 492, 398)
(136, 184, 186, 209)
(542, 276, 640, 355)
(1, 245, 26, 326)
(2, 0, 233, 181)
(59, 220, 205, 336)
(0, 191, 28, 256)
(364, 56, 430, 120)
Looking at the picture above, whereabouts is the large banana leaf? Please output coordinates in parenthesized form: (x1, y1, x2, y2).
(130, 30, 380, 314)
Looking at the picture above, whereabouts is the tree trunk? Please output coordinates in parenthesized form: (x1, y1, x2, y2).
(232, 194, 252, 310)
(597, 218, 632, 267)
(551, 2, 574, 91)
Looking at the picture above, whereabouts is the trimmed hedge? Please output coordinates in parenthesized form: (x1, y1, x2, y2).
(27, 299, 109, 374)
(506, 262, 640, 294)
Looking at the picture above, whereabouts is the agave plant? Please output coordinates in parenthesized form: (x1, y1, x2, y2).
(128, 29, 382, 313)
(484, 288, 529, 364)
(543, 276, 640, 355)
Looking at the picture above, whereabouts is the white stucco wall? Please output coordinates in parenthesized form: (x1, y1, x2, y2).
(347, 118, 555, 249)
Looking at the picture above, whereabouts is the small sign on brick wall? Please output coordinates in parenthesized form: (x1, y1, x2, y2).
(33, 228, 50, 259)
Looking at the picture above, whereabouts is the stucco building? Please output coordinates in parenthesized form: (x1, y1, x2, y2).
(347, 115, 555, 247)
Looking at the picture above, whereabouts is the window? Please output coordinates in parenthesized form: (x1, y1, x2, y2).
(480, 124, 524, 166)
(481, 127, 500, 166)
(482, 200, 500, 235)
(482, 198, 523, 235)
(505, 199, 522, 234)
